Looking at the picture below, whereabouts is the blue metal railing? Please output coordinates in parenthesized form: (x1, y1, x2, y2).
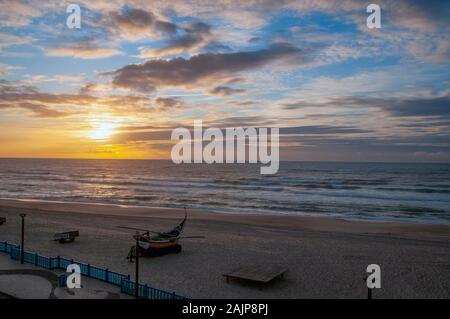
(0, 241, 188, 299)
(119, 278, 184, 299)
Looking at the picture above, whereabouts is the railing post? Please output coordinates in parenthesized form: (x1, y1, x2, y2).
(35, 253, 38, 266)
(105, 268, 109, 282)
(171, 292, 176, 299)
(144, 284, 148, 299)
(87, 264, 90, 277)
(20, 214, 25, 264)
(57, 256, 60, 268)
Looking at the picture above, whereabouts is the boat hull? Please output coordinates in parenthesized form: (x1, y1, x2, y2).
(137, 241, 182, 256)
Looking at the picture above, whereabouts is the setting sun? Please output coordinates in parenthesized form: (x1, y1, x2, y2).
(89, 122, 118, 140)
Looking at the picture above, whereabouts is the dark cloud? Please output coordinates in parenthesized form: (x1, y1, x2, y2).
(110, 8, 177, 39)
(155, 97, 183, 108)
(282, 101, 320, 110)
(153, 20, 178, 34)
(386, 0, 450, 31)
(398, 120, 450, 129)
(209, 86, 246, 96)
(205, 116, 276, 128)
(283, 96, 450, 119)
(343, 96, 450, 119)
(380, 96, 450, 118)
(109, 43, 305, 92)
(78, 82, 105, 95)
(143, 22, 212, 57)
(0, 81, 93, 117)
(175, 22, 210, 44)
(280, 125, 373, 135)
(225, 77, 246, 84)
(113, 8, 153, 28)
(228, 100, 254, 106)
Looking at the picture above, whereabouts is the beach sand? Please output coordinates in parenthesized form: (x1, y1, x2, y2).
(0, 199, 449, 299)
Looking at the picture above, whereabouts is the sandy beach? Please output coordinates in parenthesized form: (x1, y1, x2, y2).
(0, 199, 449, 299)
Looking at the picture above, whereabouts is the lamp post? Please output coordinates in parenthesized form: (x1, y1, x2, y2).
(363, 275, 373, 299)
(135, 231, 140, 299)
(20, 213, 26, 264)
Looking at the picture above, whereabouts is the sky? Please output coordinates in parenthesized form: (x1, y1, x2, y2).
(0, 0, 449, 162)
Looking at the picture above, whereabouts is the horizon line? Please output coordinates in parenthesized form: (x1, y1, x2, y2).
(0, 157, 449, 165)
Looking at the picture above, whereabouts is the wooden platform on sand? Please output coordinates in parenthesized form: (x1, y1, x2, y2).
(223, 265, 288, 284)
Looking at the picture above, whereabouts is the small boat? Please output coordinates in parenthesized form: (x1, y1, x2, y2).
(127, 211, 187, 258)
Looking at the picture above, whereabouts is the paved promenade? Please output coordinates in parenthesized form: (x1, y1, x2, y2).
(0, 254, 132, 299)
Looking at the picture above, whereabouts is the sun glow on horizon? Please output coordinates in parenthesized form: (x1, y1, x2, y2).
(88, 121, 119, 140)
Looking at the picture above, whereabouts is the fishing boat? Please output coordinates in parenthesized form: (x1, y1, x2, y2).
(125, 211, 187, 258)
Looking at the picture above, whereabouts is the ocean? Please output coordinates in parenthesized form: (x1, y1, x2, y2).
(0, 158, 449, 224)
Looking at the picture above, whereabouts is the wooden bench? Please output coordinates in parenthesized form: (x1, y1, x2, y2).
(223, 265, 288, 285)
(0, 217, 5, 225)
(53, 231, 79, 243)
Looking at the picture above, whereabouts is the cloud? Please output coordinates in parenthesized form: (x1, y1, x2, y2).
(281, 95, 450, 118)
(0, 1, 43, 27)
(138, 22, 212, 58)
(20, 74, 85, 85)
(0, 80, 182, 118)
(209, 86, 246, 96)
(281, 133, 450, 162)
(205, 116, 276, 128)
(0, 63, 24, 76)
(0, 101, 72, 118)
(45, 45, 123, 59)
(110, 123, 372, 147)
(286, 0, 450, 32)
(333, 96, 450, 119)
(405, 35, 450, 63)
(108, 7, 177, 41)
(229, 100, 254, 106)
(0, 32, 33, 49)
(109, 43, 306, 92)
(280, 125, 373, 135)
(0, 80, 92, 117)
(378, 96, 450, 118)
(155, 97, 183, 108)
(386, 0, 450, 32)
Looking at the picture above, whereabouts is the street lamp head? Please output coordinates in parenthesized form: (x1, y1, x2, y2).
(20, 213, 26, 218)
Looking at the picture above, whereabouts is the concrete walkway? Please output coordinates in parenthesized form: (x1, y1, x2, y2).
(0, 254, 132, 299)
